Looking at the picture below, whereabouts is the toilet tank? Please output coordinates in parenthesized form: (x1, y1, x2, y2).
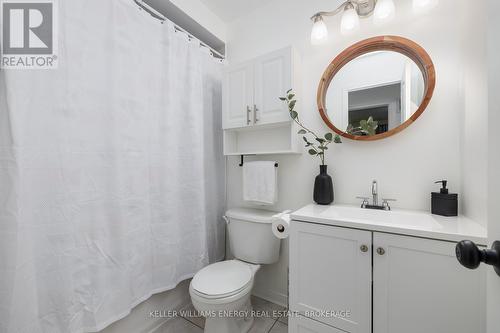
(225, 208, 281, 264)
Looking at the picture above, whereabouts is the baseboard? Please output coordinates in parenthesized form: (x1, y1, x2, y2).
(252, 288, 288, 308)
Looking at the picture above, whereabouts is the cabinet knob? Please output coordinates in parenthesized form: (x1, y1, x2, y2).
(376, 247, 386, 255)
(360, 245, 369, 253)
(456, 240, 500, 277)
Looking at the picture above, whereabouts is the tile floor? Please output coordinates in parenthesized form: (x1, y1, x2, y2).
(154, 296, 288, 333)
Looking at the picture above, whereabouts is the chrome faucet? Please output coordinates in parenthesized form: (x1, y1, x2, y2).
(372, 180, 378, 207)
(356, 180, 397, 210)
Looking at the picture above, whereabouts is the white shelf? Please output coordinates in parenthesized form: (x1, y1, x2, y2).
(223, 121, 301, 156)
(224, 150, 302, 156)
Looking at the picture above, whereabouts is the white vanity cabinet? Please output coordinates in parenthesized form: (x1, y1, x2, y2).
(373, 233, 485, 333)
(289, 222, 372, 333)
(289, 213, 486, 333)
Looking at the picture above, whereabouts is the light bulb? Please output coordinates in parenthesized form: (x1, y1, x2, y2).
(413, 0, 438, 13)
(340, 4, 360, 35)
(373, 0, 395, 24)
(311, 15, 328, 45)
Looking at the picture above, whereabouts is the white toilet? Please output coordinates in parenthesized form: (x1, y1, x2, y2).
(189, 208, 281, 333)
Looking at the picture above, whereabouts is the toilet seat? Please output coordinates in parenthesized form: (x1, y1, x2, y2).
(191, 260, 254, 299)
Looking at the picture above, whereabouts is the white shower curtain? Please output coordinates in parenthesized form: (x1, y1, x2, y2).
(0, 1, 225, 332)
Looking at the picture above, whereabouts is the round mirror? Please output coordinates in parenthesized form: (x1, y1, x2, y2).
(318, 36, 435, 141)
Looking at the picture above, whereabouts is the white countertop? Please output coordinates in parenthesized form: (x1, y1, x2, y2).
(291, 204, 488, 244)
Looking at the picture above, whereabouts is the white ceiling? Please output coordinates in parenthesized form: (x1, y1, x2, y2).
(199, 0, 271, 22)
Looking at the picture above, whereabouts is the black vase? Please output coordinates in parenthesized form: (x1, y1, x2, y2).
(313, 165, 334, 205)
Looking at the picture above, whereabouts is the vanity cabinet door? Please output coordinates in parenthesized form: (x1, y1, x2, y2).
(289, 221, 372, 333)
(223, 63, 254, 129)
(253, 47, 292, 125)
(373, 233, 486, 333)
(289, 315, 346, 333)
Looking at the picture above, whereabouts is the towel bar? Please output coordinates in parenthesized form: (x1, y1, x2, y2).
(239, 155, 278, 168)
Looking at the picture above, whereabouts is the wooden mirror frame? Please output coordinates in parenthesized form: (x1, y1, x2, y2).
(317, 36, 436, 141)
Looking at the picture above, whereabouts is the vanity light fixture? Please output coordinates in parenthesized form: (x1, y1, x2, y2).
(310, 0, 437, 45)
(340, 2, 360, 34)
(373, 0, 396, 24)
(311, 15, 329, 45)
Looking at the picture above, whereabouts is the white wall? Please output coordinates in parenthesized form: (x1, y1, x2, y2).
(459, 2, 488, 226)
(224, 0, 488, 306)
(487, 1, 500, 332)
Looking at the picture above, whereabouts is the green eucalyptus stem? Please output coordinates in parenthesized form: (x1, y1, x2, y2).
(280, 89, 341, 166)
(290, 113, 326, 164)
(290, 112, 320, 140)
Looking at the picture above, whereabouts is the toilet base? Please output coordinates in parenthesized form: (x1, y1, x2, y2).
(190, 287, 255, 333)
(189, 260, 262, 333)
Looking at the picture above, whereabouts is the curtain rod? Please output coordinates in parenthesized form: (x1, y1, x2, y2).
(133, 0, 225, 60)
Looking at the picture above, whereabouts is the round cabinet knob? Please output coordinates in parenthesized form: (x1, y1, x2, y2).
(376, 247, 386, 256)
(360, 245, 369, 253)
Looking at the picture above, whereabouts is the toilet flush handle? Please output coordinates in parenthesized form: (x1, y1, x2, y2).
(222, 215, 230, 225)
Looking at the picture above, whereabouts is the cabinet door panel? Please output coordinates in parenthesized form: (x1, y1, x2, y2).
(223, 63, 253, 129)
(290, 221, 372, 333)
(373, 233, 486, 333)
(290, 315, 346, 333)
(254, 48, 291, 125)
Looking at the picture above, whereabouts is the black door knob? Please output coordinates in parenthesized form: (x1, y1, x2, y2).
(456, 240, 500, 277)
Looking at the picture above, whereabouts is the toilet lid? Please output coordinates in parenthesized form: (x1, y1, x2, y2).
(191, 260, 252, 298)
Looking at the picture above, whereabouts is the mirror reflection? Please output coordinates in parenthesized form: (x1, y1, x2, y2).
(325, 51, 425, 136)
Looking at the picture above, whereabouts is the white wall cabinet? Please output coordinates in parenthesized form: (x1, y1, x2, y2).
(253, 49, 292, 125)
(223, 63, 254, 128)
(289, 220, 486, 333)
(222, 47, 301, 155)
(223, 47, 293, 129)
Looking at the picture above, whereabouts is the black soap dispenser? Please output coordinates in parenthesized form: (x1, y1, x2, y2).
(431, 180, 458, 217)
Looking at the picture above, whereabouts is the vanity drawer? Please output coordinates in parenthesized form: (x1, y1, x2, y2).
(289, 315, 346, 333)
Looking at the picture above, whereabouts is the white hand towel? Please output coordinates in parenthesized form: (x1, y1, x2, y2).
(243, 161, 278, 205)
